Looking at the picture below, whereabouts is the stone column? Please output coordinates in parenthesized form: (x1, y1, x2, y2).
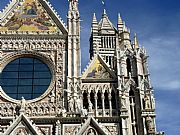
(102, 91, 105, 116)
(108, 92, 112, 116)
(55, 120, 61, 135)
(131, 98, 137, 135)
(94, 93, 98, 116)
(87, 92, 90, 105)
(122, 118, 128, 135)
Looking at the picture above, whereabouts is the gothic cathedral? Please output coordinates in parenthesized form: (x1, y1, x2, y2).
(0, 0, 162, 135)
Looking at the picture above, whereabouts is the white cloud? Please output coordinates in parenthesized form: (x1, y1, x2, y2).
(140, 35, 180, 91)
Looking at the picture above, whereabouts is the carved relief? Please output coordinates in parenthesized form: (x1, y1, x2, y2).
(103, 125, 118, 135)
(24, 102, 63, 117)
(86, 128, 97, 135)
(37, 125, 53, 135)
(0, 103, 16, 117)
(64, 125, 80, 135)
(14, 127, 29, 135)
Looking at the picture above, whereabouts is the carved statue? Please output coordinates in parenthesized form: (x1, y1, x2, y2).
(50, 91, 55, 103)
(121, 93, 126, 109)
(20, 97, 26, 114)
(62, 107, 67, 117)
(69, 97, 74, 112)
(144, 95, 151, 109)
(87, 128, 96, 135)
(88, 101, 93, 112)
(16, 129, 27, 135)
(81, 108, 88, 117)
(75, 97, 83, 112)
(146, 116, 154, 132)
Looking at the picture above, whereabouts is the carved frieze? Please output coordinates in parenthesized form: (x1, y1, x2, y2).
(0, 40, 65, 51)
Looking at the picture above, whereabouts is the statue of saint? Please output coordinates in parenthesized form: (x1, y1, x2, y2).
(144, 95, 151, 109)
(88, 101, 93, 112)
(121, 93, 126, 109)
(146, 116, 154, 132)
(87, 128, 96, 135)
(69, 98, 74, 112)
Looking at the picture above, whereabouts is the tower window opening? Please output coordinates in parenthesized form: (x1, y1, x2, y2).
(109, 56, 112, 67)
(104, 90, 109, 109)
(129, 89, 138, 135)
(109, 37, 111, 48)
(106, 56, 108, 63)
(111, 91, 116, 109)
(126, 58, 131, 76)
(97, 91, 102, 109)
(90, 91, 95, 107)
(83, 91, 88, 109)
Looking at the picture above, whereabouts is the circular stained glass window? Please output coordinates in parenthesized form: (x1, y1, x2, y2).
(0, 57, 52, 100)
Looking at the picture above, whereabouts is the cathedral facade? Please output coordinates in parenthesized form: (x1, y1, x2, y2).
(0, 0, 162, 135)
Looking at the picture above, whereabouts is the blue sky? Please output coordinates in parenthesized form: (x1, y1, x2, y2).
(1, 0, 180, 134)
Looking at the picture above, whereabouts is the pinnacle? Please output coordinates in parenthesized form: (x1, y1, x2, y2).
(118, 13, 123, 24)
(92, 13, 98, 23)
(134, 33, 139, 49)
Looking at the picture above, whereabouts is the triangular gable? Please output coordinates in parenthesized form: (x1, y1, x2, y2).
(77, 117, 107, 135)
(82, 55, 116, 82)
(98, 11, 116, 34)
(0, 0, 67, 35)
(4, 114, 39, 135)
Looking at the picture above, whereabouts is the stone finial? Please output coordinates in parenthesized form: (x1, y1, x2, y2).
(103, 9, 106, 15)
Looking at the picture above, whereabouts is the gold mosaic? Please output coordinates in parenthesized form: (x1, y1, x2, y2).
(87, 59, 111, 79)
(0, 0, 58, 33)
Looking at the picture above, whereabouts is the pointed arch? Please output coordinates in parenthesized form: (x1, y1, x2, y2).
(126, 58, 131, 76)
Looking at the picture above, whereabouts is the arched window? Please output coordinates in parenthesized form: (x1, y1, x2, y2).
(111, 90, 116, 109)
(83, 91, 88, 109)
(97, 91, 102, 109)
(126, 58, 131, 76)
(90, 91, 95, 107)
(104, 90, 109, 109)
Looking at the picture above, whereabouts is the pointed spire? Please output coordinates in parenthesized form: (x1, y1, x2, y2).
(118, 13, 123, 24)
(117, 13, 124, 33)
(91, 13, 98, 35)
(134, 33, 139, 49)
(123, 22, 130, 33)
(92, 13, 98, 24)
